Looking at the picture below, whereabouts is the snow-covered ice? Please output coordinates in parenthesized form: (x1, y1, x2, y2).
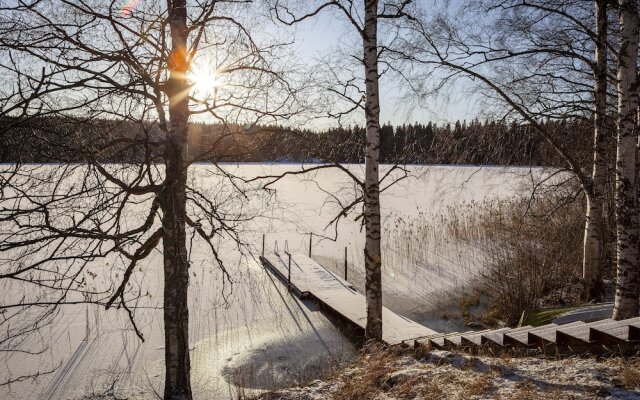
(0, 164, 569, 399)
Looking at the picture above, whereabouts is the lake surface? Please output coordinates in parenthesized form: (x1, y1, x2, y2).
(0, 164, 569, 399)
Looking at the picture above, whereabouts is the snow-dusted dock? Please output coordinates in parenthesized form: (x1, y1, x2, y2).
(261, 251, 640, 353)
(260, 252, 438, 345)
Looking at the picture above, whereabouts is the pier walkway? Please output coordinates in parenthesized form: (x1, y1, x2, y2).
(260, 252, 438, 345)
(261, 251, 640, 353)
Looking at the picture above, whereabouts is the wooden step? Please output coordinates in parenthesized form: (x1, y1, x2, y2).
(624, 317, 640, 339)
(417, 317, 640, 354)
(504, 324, 558, 347)
(461, 328, 509, 347)
(426, 333, 455, 349)
(630, 324, 640, 341)
(589, 322, 632, 344)
(444, 332, 469, 348)
(529, 321, 586, 346)
(590, 324, 629, 344)
(553, 320, 613, 346)
(482, 325, 533, 347)
(588, 317, 640, 344)
(443, 330, 489, 348)
(414, 332, 449, 349)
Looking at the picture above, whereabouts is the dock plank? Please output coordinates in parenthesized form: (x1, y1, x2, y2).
(261, 252, 437, 345)
(261, 253, 354, 296)
(313, 287, 437, 344)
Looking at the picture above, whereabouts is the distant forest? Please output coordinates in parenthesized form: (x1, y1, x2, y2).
(0, 117, 593, 167)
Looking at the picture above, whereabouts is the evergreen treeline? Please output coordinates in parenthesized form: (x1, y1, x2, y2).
(1, 117, 592, 167)
(239, 118, 592, 167)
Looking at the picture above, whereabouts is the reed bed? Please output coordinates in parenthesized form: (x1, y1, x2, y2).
(383, 195, 584, 327)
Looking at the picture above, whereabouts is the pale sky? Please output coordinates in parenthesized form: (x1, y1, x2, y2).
(286, 2, 480, 128)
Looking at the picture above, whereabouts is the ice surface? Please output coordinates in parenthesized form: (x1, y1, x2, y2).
(0, 163, 569, 399)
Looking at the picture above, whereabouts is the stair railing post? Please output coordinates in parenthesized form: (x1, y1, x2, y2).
(287, 253, 291, 290)
(309, 232, 312, 258)
(344, 246, 348, 281)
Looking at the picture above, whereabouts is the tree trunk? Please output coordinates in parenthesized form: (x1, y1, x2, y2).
(162, 1, 192, 398)
(613, 0, 640, 320)
(583, 192, 604, 293)
(363, 0, 383, 342)
(583, 0, 609, 297)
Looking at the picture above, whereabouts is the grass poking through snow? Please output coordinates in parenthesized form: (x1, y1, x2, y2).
(256, 345, 640, 400)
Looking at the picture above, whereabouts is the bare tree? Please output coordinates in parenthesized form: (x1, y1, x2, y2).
(390, 0, 620, 298)
(269, 0, 413, 342)
(361, 0, 384, 341)
(612, 0, 639, 320)
(0, 1, 295, 398)
(585, 0, 611, 295)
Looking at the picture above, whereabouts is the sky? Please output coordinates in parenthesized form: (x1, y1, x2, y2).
(286, 2, 480, 128)
(0, 0, 481, 129)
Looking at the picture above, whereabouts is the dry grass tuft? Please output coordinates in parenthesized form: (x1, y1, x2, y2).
(255, 347, 640, 400)
(463, 373, 495, 397)
(618, 357, 640, 390)
(330, 345, 504, 400)
(345, 347, 630, 399)
(331, 345, 400, 400)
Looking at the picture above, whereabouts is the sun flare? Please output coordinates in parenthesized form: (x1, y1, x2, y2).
(188, 64, 221, 97)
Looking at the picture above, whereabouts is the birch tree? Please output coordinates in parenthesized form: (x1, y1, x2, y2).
(612, 0, 639, 320)
(0, 1, 294, 398)
(270, 0, 413, 342)
(361, 0, 384, 342)
(275, 0, 385, 341)
(584, 0, 611, 295)
(392, 0, 617, 298)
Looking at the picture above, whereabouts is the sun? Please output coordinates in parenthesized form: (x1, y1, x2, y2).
(188, 64, 221, 97)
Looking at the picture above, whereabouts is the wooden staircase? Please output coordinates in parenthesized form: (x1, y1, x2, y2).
(259, 248, 640, 354)
(414, 317, 640, 353)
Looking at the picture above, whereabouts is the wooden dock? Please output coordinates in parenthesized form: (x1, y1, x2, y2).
(260, 251, 640, 353)
(260, 252, 438, 345)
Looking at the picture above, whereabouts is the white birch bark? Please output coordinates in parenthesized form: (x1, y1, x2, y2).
(583, 0, 609, 296)
(613, 0, 640, 320)
(363, 0, 383, 341)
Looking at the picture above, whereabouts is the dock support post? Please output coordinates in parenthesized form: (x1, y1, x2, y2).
(262, 234, 265, 257)
(309, 232, 312, 258)
(344, 247, 348, 281)
(287, 253, 292, 290)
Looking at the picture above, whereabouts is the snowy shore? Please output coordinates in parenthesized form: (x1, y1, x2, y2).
(257, 348, 640, 400)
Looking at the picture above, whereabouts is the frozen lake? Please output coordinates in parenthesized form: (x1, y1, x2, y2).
(0, 164, 570, 399)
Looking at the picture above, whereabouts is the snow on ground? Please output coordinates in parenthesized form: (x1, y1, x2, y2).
(257, 348, 640, 400)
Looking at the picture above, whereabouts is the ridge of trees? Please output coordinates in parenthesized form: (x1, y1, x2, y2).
(1, 116, 594, 167)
